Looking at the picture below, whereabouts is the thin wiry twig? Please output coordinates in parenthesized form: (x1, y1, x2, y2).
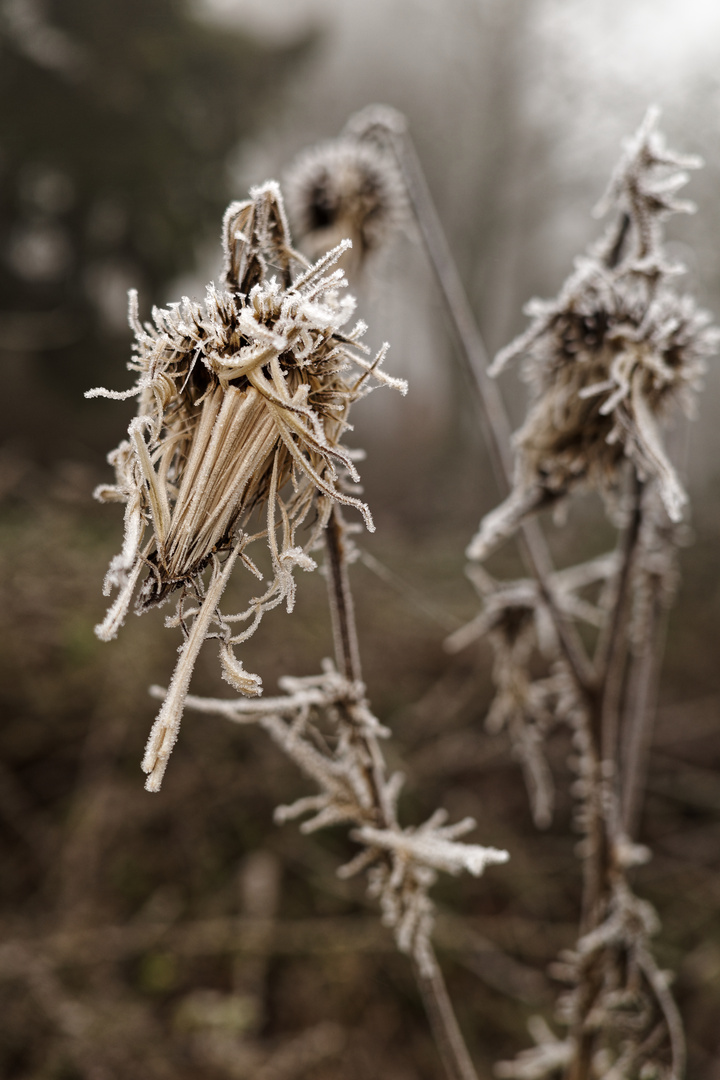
(358, 548, 463, 632)
(595, 470, 644, 765)
(349, 106, 595, 699)
(621, 577, 669, 839)
(325, 506, 363, 685)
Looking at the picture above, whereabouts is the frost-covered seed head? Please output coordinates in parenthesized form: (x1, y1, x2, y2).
(284, 138, 405, 270)
(467, 111, 718, 564)
(88, 181, 405, 791)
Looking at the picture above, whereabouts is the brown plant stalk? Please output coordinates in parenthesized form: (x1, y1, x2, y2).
(324, 505, 481, 1080)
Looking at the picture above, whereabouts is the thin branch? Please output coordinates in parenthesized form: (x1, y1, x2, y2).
(414, 954, 481, 1080)
(325, 506, 363, 683)
(595, 471, 644, 765)
(374, 116, 595, 698)
(359, 548, 463, 632)
(622, 590, 668, 838)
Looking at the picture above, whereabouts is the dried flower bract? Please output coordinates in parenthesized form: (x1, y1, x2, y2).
(468, 109, 718, 563)
(88, 181, 406, 791)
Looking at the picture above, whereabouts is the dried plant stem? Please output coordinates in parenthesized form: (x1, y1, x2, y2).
(566, 972, 602, 1080)
(384, 122, 594, 698)
(622, 591, 668, 839)
(325, 506, 362, 684)
(577, 740, 608, 942)
(562, 472, 642, 935)
(414, 958, 482, 1080)
(142, 543, 242, 792)
(567, 477, 652, 1080)
(595, 470, 644, 764)
(391, 130, 512, 486)
(324, 507, 480, 1080)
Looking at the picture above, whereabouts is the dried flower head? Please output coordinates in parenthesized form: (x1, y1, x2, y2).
(284, 137, 405, 270)
(468, 109, 718, 563)
(88, 181, 406, 791)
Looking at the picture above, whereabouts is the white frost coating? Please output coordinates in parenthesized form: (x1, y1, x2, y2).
(446, 557, 616, 829)
(354, 820, 509, 878)
(495, 1017, 573, 1080)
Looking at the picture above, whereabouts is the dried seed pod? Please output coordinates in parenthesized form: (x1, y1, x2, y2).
(468, 109, 718, 563)
(88, 181, 405, 791)
(284, 137, 405, 271)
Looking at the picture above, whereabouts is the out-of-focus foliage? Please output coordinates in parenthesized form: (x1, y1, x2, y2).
(0, 0, 309, 451)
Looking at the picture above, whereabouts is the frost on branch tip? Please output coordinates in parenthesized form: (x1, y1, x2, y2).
(468, 109, 718, 564)
(87, 182, 406, 792)
(179, 661, 508, 977)
(494, 1016, 572, 1080)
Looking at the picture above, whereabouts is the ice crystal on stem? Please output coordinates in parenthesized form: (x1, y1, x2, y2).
(174, 661, 508, 977)
(88, 182, 405, 791)
(468, 109, 718, 563)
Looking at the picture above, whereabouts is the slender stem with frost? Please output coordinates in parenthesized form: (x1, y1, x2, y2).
(622, 591, 667, 839)
(324, 505, 480, 1080)
(142, 544, 242, 791)
(567, 477, 647, 1080)
(576, 477, 643, 934)
(325, 506, 362, 684)
(383, 120, 595, 698)
(595, 472, 644, 765)
(414, 959, 482, 1080)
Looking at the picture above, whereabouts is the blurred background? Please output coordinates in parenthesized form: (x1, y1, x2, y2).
(2, 0, 720, 1077)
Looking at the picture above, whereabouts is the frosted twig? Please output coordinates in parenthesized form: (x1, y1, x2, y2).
(177, 505, 508, 1080)
(180, 657, 505, 1080)
(456, 112, 704, 1080)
